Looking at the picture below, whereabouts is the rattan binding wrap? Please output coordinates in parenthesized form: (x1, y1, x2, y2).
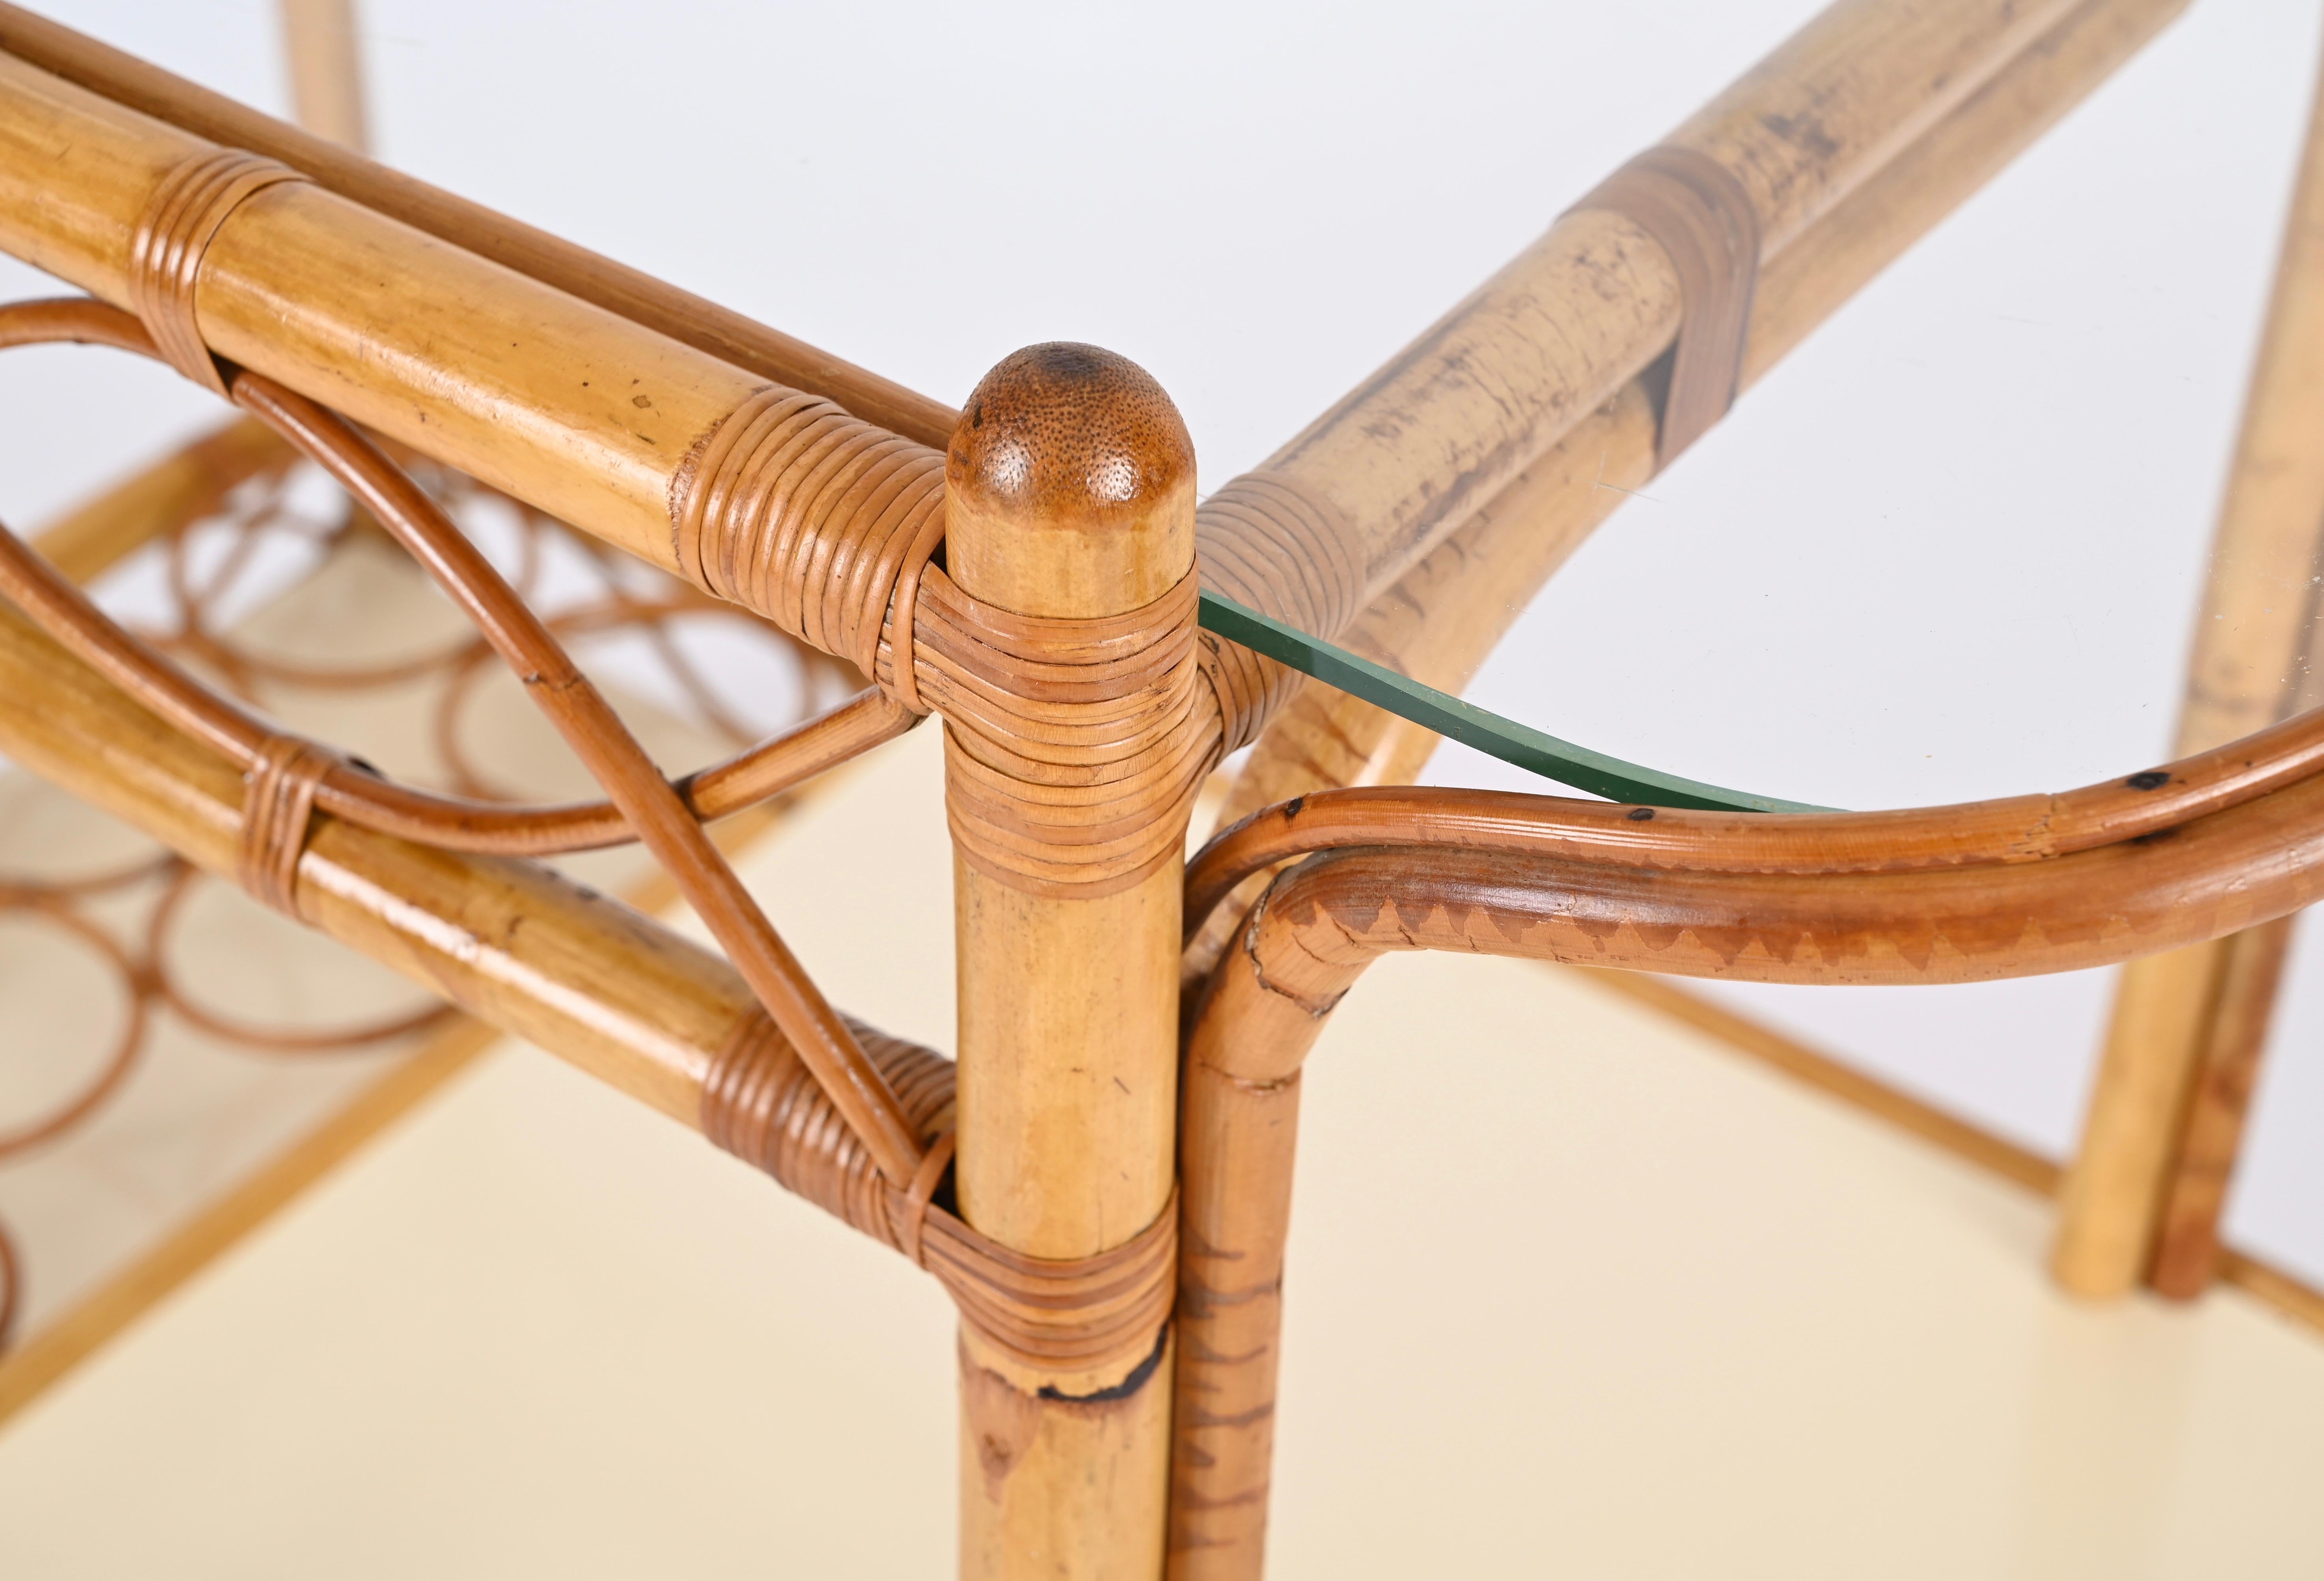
(679, 340, 1216, 898)
(703, 1009, 1176, 1380)
(671, 385, 949, 694)
(1193, 470, 1365, 752)
(1571, 146, 1760, 468)
(236, 734, 334, 919)
(899, 569, 1213, 898)
(129, 149, 307, 395)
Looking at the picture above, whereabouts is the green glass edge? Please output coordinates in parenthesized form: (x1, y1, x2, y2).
(1197, 590, 1831, 815)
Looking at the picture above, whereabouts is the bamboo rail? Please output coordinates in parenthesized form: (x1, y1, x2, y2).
(0, 586, 757, 1126)
(1188, 0, 2128, 685)
(2057, 26, 2324, 1303)
(1195, 0, 2190, 974)
(3, 0, 2316, 1575)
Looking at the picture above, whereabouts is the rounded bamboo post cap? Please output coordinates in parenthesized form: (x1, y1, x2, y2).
(947, 342, 1193, 529)
(944, 344, 1195, 616)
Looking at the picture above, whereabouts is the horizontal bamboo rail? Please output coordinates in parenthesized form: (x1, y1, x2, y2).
(0, 1, 953, 447)
(0, 585, 753, 1126)
(0, 53, 782, 588)
(1207, 0, 2109, 617)
(1241, 0, 2185, 781)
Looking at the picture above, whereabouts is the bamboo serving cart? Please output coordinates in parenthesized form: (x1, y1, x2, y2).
(0, 1, 2321, 1573)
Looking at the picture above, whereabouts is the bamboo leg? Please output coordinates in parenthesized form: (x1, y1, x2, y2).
(277, 0, 367, 153)
(944, 346, 1196, 1579)
(2054, 32, 2324, 1300)
(2147, 915, 2298, 1296)
(1168, 932, 1351, 1581)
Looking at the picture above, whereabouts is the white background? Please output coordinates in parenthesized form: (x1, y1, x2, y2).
(1, 0, 2319, 1280)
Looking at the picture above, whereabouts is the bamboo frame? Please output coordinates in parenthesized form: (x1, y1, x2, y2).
(1193, 0, 2190, 970)
(4, 1, 2319, 1576)
(2057, 27, 2324, 1303)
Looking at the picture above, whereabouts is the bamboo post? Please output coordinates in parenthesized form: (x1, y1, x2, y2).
(277, 0, 367, 154)
(2147, 916, 2297, 1296)
(2054, 31, 2324, 1301)
(943, 345, 1195, 1578)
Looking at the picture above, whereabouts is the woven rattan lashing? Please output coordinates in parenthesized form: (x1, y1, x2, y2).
(128, 149, 306, 395)
(904, 568, 1213, 899)
(678, 363, 1224, 897)
(672, 385, 948, 688)
(236, 734, 334, 919)
(701, 1009, 1176, 1381)
(1570, 146, 1760, 469)
(1191, 471, 1365, 754)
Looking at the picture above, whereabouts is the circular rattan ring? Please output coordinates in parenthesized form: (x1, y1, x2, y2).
(0, 899, 153, 1161)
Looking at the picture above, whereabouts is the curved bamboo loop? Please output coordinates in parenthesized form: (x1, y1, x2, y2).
(0, 298, 919, 855)
(1183, 682, 2324, 943)
(1169, 754, 2324, 1571)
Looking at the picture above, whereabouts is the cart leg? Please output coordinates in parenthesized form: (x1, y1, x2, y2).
(2054, 33, 2324, 1300)
(945, 344, 1197, 1578)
